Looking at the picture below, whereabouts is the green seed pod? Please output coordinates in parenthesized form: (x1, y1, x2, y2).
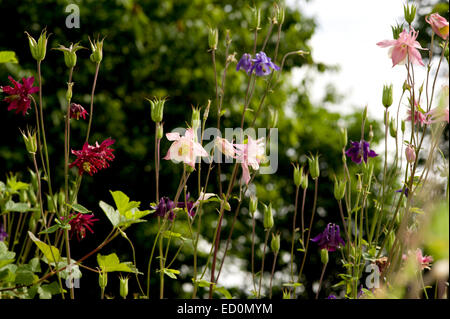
(99, 271, 108, 289)
(382, 84, 393, 108)
(300, 171, 309, 190)
(391, 23, 403, 40)
(119, 276, 129, 299)
(249, 196, 258, 216)
(320, 249, 329, 265)
(66, 82, 74, 103)
(156, 123, 164, 140)
(147, 97, 165, 123)
(270, 233, 280, 254)
(89, 36, 104, 63)
(25, 29, 49, 62)
(308, 154, 320, 180)
(389, 117, 397, 138)
(275, 3, 285, 25)
(404, 3, 416, 25)
(333, 177, 346, 201)
(208, 28, 218, 51)
(339, 128, 348, 149)
(293, 164, 302, 188)
(362, 105, 368, 122)
(263, 203, 274, 230)
(191, 107, 201, 132)
(54, 42, 84, 69)
(251, 7, 261, 31)
(270, 108, 278, 128)
(20, 128, 37, 155)
(401, 120, 406, 133)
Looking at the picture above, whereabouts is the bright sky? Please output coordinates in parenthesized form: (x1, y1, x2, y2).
(288, 0, 447, 122)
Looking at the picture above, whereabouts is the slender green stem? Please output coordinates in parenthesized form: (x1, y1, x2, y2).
(85, 62, 100, 143)
(257, 229, 270, 298)
(315, 262, 328, 299)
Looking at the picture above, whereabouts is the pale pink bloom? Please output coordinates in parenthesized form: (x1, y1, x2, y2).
(234, 136, 265, 185)
(214, 137, 237, 158)
(377, 28, 425, 67)
(163, 128, 208, 168)
(406, 102, 431, 126)
(426, 13, 449, 39)
(428, 106, 450, 124)
(405, 144, 416, 163)
(193, 192, 217, 208)
(416, 249, 433, 270)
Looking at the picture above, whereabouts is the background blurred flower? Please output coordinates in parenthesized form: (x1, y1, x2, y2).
(426, 13, 449, 39)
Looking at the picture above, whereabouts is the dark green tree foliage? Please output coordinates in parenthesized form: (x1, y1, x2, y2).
(0, 0, 382, 298)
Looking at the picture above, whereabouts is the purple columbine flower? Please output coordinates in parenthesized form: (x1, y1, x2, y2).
(236, 53, 253, 74)
(311, 223, 345, 252)
(345, 140, 378, 164)
(250, 51, 280, 76)
(395, 187, 409, 198)
(327, 294, 337, 299)
(0, 224, 7, 241)
(151, 197, 176, 221)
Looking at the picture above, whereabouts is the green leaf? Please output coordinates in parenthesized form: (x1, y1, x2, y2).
(38, 224, 60, 235)
(214, 286, 232, 299)
(97, 253, 141, 274)
(28, 257, 41, 273)
(28, 231, 61, 263)
(99, 200, 120, 227)
(162, 230, 187, 241)
(0, 242, 16, 268)
(0, 264, 17, 282)
(15, 268, 36, 285)
(66, 203, 91, 214)
(192, 278, 215, 288)
(38, 282, 63, 299)
(4, 200, 39, 213)
(282, 282, 303, 287)
(110, 190, 140, 215)
(0, 51, 18, 64)
(6, 176, 29, 194)
(161, 268, 180, 279)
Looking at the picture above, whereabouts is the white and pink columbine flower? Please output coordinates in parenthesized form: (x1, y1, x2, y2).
(426, 13, 449, 39)
(377, 28, 425, 67)
(163, 128, 208, 168)
(234, 136, 265, 185)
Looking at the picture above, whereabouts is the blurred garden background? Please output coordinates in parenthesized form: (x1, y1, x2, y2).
(0, 0, 448, 299)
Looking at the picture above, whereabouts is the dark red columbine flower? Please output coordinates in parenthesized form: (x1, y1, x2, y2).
(68, 212, 99, 242)
(69, 138, 115, 176)
(1, 76, 39, 116)
(70, 103, 88, 120)
(311, 223, 345, 252)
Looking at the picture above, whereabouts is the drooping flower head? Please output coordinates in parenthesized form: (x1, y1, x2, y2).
(406, 101, 431, 126)
(214, 136, 237, 159)
(405, 144, 416, 163)
(0, 223, 7, 242)
(151, 193, 216, 221)
(151, 197, 176, 221)
(428, 106, 450, 124)
(163, 128, 209, 168)
(416, 249, 433, 270)
(1, 76, 39, 116)
(395, 186, 409, 198)
(236, 53, 253, 74)
(67, 212, 99, 242)
(70, 103, 88, 120)
(250, 51, 280, 76)
(311, 223, 345, 252)
(345, 140, 378, 164)
(69, 138, 115, 176)
(377, 28, 425, 67)
(426, 13, 449, 39)
(234, 136, 265, 185)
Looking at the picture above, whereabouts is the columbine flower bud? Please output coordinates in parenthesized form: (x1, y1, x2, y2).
(402, 81, 411, 93)
(157, 123, 164, 139)
(208, 28, 219, 51)
(404, 3, 417, 25)
(401, 120, 406, 133)
(147, 97, 165, 123)
(249, 196, 258, 216)
(293, 164, 302, 188)
(54, 42, 84, 69)
(308, 154, 320, 180)
(25, 29, 49, 62)
(333, 177, 346, 201)
(339, 128, 348, 149)
(389, 117, 397, 138)
(66, 82, 74, 103)
(119, 276, 129, 299)
(405, 144, 416, 163)
(271, 233, 280, 254)
(301, 170, 308, 190)
(320, 249, 329, 265)
(20, 128, 38, 155)
(382, 84, 393, 108)
(98, 272, 108, 289)
(263, 203, 274, 230)
(191, 107, 201, 132)
(89, 36, 104, 63)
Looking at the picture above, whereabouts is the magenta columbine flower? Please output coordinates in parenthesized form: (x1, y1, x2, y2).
(311, 223, 345, 252)
(69, 138, 115, 176)
(377, 28, 425, 67)
(236, 53, 253, 74)
(426, 13, 449, 39)
(70, 103, 88, 120)
(345, 140, 378, 164)
(1, 76, 39, 116)
(68, 212, 99, 242)
(0, 224, 7, 241)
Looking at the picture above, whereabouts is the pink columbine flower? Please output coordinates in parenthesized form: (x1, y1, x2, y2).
(1, 76, 39, 116)
(377, 28, 425, 67)
(426, 13, 449, 39)
(406, 101, 431, 126)
(214, 136, 237, 158)
(163, 128, 208, 168)
(234, 136, 265, 185)
(67, 212, 99, 242)
(70, 103, 89, 120)
(428, 106, 450, 124)
(416, 249, 433, 270)
(405, 144, 416, 163)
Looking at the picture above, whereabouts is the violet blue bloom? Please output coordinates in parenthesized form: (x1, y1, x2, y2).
(327, 294, 337, 299)
(311, 223, 345, 252)
(345, 140, 378, 164)
(236, 53, 253, 74)
(151, 197, 176, 221)
(0, 224, 7, 241)
(395, 187, 409, 198)
(250, 51, 280, 76)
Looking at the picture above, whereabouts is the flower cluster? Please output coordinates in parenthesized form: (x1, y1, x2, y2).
(236, 51, 280, 76)
(69, 138, 115, 176)
(1, 76, 39, 116)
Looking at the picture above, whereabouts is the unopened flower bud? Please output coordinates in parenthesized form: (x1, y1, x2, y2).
(401, 120, 406, 133)
(263, 203, 274, 230)
(362, 105, 368, 121)
(208, 28, 218, 51)
(405, 144, 416, 163)
(249, 196, 258, 216)
(271, 233, 280, 254)
(157, 123, 164, 139)
(339, 128, 348, 149)
(270, 108, 278, 128)
(66, 82, 74, 103)
(382, 84, 393, 108)
(89, 36, 104, 63)
(99, 272, 108, 289)
(333, 177, 346, 201)
(293, 164, 302, 188)
(119, 276, 129, 299)
(25, 29, 49, 62)
(404, 3, 417, 25)
(251, 7, 261, 31)
(320, 249, 329, 265)
(308, 154, 320, 180)
(369, 125, 374, 142)
(203, 100, 211, 123)
(191, 107, 201, 132)
(389, 117, 397, 138)
(20, 128, 38, 155)
(147, 97, 165, 123)
(402, 81, 411, 92)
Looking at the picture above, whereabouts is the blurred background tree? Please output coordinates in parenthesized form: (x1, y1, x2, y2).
(1, 0, 445, 299)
